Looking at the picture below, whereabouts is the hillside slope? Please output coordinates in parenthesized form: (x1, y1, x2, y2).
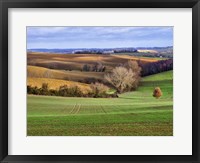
(27, 71, 173, 136)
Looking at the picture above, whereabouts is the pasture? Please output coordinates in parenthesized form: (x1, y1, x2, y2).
(27, 71, 173, 136)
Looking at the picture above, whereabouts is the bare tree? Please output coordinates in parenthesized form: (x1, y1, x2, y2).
(104, 67, 137, 93)
(92, 62, 105, 72)
(124, 60, 141, 89)
(125, 60, 141, 74)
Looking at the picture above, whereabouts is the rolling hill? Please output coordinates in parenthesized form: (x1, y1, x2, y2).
(27, 71, 173, 136)
(27, 53, 160, 71)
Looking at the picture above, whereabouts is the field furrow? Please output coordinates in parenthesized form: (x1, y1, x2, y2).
(75, 104, 81, 114)
(100, 105, 107, 114)
(69, 104, 77, 114)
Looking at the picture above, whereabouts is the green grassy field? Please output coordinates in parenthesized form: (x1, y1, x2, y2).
(27, 71, 173, 136)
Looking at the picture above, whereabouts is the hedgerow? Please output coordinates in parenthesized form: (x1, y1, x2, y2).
(27, 83, 118, 98)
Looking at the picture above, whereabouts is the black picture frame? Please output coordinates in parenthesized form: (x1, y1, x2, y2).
(0, 0, 199, 162)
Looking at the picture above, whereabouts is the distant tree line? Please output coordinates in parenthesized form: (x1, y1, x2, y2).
(82, 62, 106, 72)
(74, 51, 103, 54)
(131, 53, 173, 59)
(139, 59, 173, 76)
(113, 49, 138, 53)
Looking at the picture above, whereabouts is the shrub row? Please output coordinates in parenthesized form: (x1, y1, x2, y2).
(27, 83, 118, 98)
(139, 59, 173, 77)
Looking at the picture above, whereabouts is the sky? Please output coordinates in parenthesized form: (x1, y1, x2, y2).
(27, 27, 173, 49)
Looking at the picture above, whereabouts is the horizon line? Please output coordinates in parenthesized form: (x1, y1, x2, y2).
(27, 46, 173, 50)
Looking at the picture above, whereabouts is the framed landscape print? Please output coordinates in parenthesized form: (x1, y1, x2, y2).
(27, 26, 173, 136)
(0, 0, 200, 163)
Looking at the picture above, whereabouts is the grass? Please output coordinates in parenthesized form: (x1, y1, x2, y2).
(142, 71, 173, 81)
(27, 70, 173, 136)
